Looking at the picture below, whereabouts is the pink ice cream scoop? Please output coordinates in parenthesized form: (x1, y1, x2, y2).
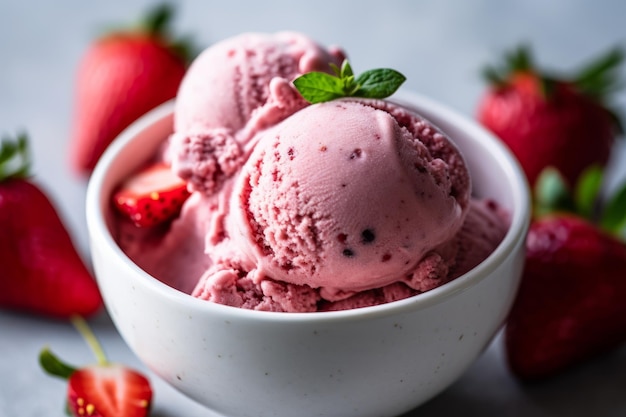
(169, 32, 345, 195)
(193, 99, 480, 308)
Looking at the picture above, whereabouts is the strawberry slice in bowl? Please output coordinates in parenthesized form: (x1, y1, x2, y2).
(113, 162, 190, 228)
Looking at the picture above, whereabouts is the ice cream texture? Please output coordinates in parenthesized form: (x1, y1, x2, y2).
(114, 31, 509, 312)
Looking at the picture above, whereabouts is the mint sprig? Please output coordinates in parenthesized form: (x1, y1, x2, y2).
(293, 59, 406, 104)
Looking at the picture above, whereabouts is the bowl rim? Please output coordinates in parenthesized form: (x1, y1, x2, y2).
(86, 90, 531, 324)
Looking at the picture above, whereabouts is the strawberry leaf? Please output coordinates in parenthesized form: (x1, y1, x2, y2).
(481, 44, 534, 87)
(573, 47, 623, 99)
(39, 348, 77, 379)
(142, 3, 173, 35)
(506, 45, 533, 72)
(0, 132, 31, 181)
(574, 165, 604, 220)
(600, 181, 626, 237)
(534, 167, 575, 217)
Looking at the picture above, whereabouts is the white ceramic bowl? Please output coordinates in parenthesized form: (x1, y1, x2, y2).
(86, 91, 530, 417)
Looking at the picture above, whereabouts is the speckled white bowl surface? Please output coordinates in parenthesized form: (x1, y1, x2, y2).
(86, 91, 530, 417)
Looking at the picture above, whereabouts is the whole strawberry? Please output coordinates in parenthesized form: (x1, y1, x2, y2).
(505, 167, 626, 380)
(0, 134, 102, 318)
(69, 3, 193, 175)
(41, 316, 153, 417)
(477, 46, 623, 186)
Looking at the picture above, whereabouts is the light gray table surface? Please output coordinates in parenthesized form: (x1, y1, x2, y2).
(2, 1, 626, 416)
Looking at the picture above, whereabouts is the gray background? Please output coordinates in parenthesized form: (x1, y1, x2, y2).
(1, 1, 626, 416)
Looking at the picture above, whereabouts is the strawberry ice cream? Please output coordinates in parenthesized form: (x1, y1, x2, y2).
(113, 31, 509, 312)
(191, 99, 506, 311)
(168, 31, 345, 195)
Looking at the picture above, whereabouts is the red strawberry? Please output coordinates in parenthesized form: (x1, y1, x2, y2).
(40, 316, 153, 417)
(477, 46, 623, 186)
(69, 3, 193, 175)
(113, 162, 190, 227)
(0, 134, 102, 318)
(505, 167, 626, 380)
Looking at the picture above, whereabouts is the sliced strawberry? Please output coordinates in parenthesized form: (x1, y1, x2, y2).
(113, 162, 190, 227)
(40, 317, 153, 417)
(68, 366, 152, 417)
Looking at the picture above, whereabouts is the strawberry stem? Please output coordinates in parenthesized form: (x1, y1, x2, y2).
(71, 316, 108, 366)
(0, 132, 31, 182)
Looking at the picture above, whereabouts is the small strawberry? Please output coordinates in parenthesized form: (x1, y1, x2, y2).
(477, 45, 623, 186)
(0, 133, 102, 318)
(505, 166, 626, 380)
(69, 3, 193, 175)
(113, 162, 190, 227)
(40, 316, 153, 417)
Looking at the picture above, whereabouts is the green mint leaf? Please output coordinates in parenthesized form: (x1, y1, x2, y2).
(340, 60, 354, 79)
(39, 348, 77, 380)
(342, 74, 359, 96)
(574, 165, 604, 220)
(329, 62, 341, 77)
(600, 181, 626, 237)
(293, 59, 406, 103)
(293, 72, 346, 104)
(354, 68, 406, 99)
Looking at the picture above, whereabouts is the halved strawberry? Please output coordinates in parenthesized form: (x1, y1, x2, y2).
(67, 366, 152, 417)
(40, 316, 153, 417)
(113, 162, 190, 227)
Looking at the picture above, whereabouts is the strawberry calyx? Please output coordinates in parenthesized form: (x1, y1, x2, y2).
(40, 316, 153, 417)
(40, 316, 109, 380)
(139, 2, 195, 64)
(534, 166, 626, 240)
(0, 133, 31, 182)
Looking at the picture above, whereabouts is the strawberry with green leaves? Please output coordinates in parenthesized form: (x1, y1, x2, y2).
(505, 166, 626, 380)
(113, 162, 191, 228)
(477, 45, 623, 186)
(69, 3, 193, 175)
(0, 134, 102, 318)
(41, 316, 153, 417)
